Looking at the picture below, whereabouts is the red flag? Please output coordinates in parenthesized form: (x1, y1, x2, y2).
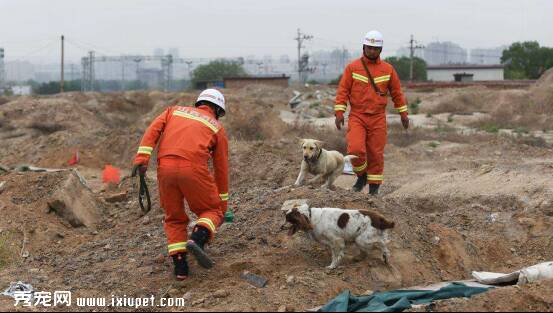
(68, 151, 79, 166)
(103, 165, 121, 184)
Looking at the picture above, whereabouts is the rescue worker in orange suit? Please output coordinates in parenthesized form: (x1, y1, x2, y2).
(132, 89, 229, 280)
(335, 30, 409, 195)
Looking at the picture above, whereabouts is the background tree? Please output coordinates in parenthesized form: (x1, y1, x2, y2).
(191, 59, 247, 87)
(502, 41, 553, 79)
(384, 56, 427, 81)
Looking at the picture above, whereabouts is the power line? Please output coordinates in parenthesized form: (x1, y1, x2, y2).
(294, 28, 313, 83)
(409, 35, 424, 81)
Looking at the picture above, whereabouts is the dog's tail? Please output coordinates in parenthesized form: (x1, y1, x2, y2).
(358, 210, 395, 230)
(344, 155, 359, 162)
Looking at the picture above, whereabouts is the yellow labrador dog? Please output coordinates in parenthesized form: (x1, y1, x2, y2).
(294, 139, 357, 190)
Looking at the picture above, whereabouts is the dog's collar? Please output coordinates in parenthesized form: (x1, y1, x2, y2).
(308, 148, 322, 164)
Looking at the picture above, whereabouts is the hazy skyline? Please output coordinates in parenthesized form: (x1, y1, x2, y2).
(1, 0, 552, 63)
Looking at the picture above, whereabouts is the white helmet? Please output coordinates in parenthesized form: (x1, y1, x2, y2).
(195, 88, 226, 115)
(363, 30, 384, 48)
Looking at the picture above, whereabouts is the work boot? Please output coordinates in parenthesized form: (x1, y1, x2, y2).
(352, 173, 368, 192)
(369, 184, 380, 196)
(172, 253, 189, 280)
(187, 226, 214, 269)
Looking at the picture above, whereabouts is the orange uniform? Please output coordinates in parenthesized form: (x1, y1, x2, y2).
(133, 105, 229, 256)
(335, 55, 408, 184)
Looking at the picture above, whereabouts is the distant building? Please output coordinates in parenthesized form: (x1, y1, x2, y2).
(427, 64, 504, 81)
(138, 68, 163, 88)
(424, 42, 468, 65)
(470, 46, 508, 65)
(223, 75, 290, 89)
(154, 48, 165, 57)
(168, 47, 180, 59)
(11, 85, 32, 95)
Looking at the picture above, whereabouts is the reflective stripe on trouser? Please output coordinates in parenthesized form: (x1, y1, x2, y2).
(346, 112, 387, 183)
(168, 242, 187, 254)
(157, 157, 224, 256)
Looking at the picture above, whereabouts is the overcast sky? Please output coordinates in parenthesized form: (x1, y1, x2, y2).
(1, 0, 552, 63)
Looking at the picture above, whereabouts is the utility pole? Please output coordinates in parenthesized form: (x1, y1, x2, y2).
(70, 64, 75, 81)
(185, 61, 193, 80)
(294, 28, 313, 83)
(60, 35, 65, 93)
(256, 61, 264, 75)
(134, 57, 142, 82)
(409, 34, 424, 82)
(0, 48, 5, 92)
(121, 61, 126, 91)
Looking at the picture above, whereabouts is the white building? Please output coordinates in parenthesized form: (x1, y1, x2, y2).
(427, 64, 504, 81)
(12, 85, 32, 95)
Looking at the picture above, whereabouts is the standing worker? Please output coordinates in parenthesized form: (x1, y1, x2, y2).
(335, 30, 410, 195)
(132, 89, 229, 280)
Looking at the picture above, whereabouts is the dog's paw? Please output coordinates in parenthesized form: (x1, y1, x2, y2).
(326, 264, 337, 270)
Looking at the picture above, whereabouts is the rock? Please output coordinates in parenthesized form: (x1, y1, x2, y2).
(286, 275, 295, 285)
(241, 271, 268, 288)
(104, 192, 128, 203)
(278, 305, 294, 312)
(103, 244, 112, 251)
(182, 292, 193, 301)
(142, 216, 151, 225)
(0, 181, 5, 194)
(47, 170, 103, 228)
(213, 289, 229, 298)
(281, 199, 309, 212)
(168, 288, 180, 297)
(192, 298, 205, 306)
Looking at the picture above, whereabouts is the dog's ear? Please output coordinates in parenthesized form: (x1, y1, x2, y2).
(298, 214, 313, 231)
(286, 208, 312, 235)
(314, 140, 324, 150)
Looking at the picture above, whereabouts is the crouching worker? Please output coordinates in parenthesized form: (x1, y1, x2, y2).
(132, 89, 229, 280)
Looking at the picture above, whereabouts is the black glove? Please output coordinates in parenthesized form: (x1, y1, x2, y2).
(132, 164, 147, 177)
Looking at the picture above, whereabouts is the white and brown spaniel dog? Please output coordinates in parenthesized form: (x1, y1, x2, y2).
(285, 203, 395, 269)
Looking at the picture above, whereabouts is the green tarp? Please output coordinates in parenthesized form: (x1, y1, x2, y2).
(319, 282, 491, 312)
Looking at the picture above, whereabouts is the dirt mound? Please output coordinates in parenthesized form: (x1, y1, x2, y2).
(430, 280, 553, 311)
(530, 68, 553, 113)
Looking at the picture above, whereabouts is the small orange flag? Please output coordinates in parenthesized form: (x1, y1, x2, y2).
(102, 164, 121, 184)
(68, 151, 79, 166)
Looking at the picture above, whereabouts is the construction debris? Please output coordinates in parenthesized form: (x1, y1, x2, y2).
(47, 170, 103, 228)
(472, 261, 553, 286)
(13, 165, 67, 173)
(280, 199, 309, 212)
(2, 282, 34, 299)
(103, 192, 128, 203)
(241, 271, 268, 288)
(288, 89, 336, 119)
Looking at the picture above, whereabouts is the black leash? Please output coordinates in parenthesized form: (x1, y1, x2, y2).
(139, 172, 151, 214)
(360, 57, 387, 97)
